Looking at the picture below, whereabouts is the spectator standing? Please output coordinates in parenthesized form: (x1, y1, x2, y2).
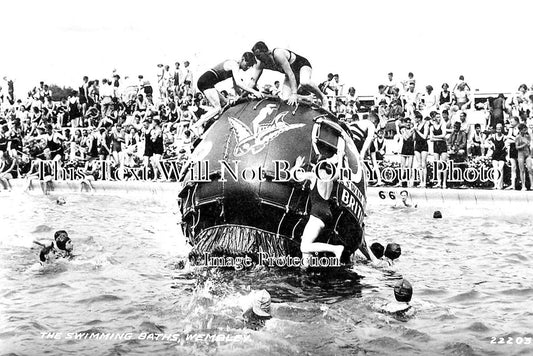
(430, 113, 449, 188)
(488, 123, 506, 189)
(413, 111, 429, 188)
(100, 79, 114, 118)
(182, 61, 193, 91)
(420, 85, 437, 116)
(490, 94, 506, 129)
(398, 117, 415, 187)
(515, 123, 533, 191)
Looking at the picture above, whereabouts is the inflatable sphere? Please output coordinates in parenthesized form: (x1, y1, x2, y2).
(178, 97, 367, 265)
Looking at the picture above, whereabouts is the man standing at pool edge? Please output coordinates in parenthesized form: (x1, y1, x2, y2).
(250, 41, 328, 108)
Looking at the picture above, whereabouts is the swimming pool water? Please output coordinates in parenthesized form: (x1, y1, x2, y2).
(0, 193, 532, 355)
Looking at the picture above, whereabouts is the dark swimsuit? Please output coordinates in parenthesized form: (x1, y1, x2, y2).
(401, 131, 415, 156)
(432, 125, 447, 154)
(492, 135, 506, 161)
(197, 61, 234, 92)
(414, 122, 428, 152)
(47, 135, 64, 157)
(471, 133, 482, 156)
(508, 127, 518, 159)
(309, 183, 332, 225)
(370, 138, 385, 160)
(263, 48, 312, 84)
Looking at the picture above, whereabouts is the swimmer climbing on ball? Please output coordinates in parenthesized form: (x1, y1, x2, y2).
(290, 137, 346, 268)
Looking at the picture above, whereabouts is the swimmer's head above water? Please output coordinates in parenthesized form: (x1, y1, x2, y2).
(54, 230, 73, 253)
(394, 279, 413, 303)
(39, 243, 56, 264)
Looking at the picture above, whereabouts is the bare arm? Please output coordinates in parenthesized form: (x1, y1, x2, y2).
(248, 63, 264, 90)
(360, 122, 376, 158)
(228, 61, 263, 98)
(273, 49, 298, 105)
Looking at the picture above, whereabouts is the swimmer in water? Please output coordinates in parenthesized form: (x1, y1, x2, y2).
(394, 190, 417, 208)
(380, 279, 413, 314)
(363, 242, 401, 267)
(34, 230, 74, 262)
(240, 289, 272, 330)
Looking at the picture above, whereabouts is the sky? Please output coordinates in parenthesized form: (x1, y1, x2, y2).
(1, 0, 532, 97)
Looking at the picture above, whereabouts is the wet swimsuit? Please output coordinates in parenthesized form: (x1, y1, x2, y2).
(263, 48, 312, 84)
(309, 182, 332, 224)
(197, 61, 234, 92)
(491, 135, 506, 161)
(414, 123, 428, 152)
(432, 124, 447, 154)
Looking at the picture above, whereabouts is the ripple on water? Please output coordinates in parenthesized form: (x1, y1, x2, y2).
(498, 288, 533, 297)
(138, 321, 165, 333)
(448, 290, 480, 303)
(443, 342, 480, 356)
(465, 322, 491, 332)
(76, 294, 122, 304)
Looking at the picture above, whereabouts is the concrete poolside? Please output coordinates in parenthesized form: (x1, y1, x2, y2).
(3, 179, 532, 207)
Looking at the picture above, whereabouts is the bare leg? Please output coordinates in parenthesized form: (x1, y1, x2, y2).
(527, 157, 533, 190)
(420, 151, 428, 187)
(191, 89, 222, 133)
(300, 216, 344, 267)
(371, 153, 382, 185)
(509, 159, 517, 189)
(518, 155, 526, 190)
(441, 153, 448, 188)
(299, 66, 327, 109)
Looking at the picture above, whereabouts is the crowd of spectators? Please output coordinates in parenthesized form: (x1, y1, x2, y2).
(0, 65, 532, 191)
(317, 72, 533, 190)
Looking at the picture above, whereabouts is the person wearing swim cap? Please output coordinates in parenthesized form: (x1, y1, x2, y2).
(34, 230, 74, 261)
(290, 137, 346, 267)
(379, 279, 413, 315)
(54, 230, 73, 258)
(240, 289, 272, 330)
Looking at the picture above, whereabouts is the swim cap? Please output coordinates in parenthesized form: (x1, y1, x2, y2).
(385, 243, 401, 260)
(54, 230, 71, 251)
(394, 279, 413, 302)
(433, 211, 442, 219)
(370, 242, 384, 259)
(252, 289, 272, 318)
